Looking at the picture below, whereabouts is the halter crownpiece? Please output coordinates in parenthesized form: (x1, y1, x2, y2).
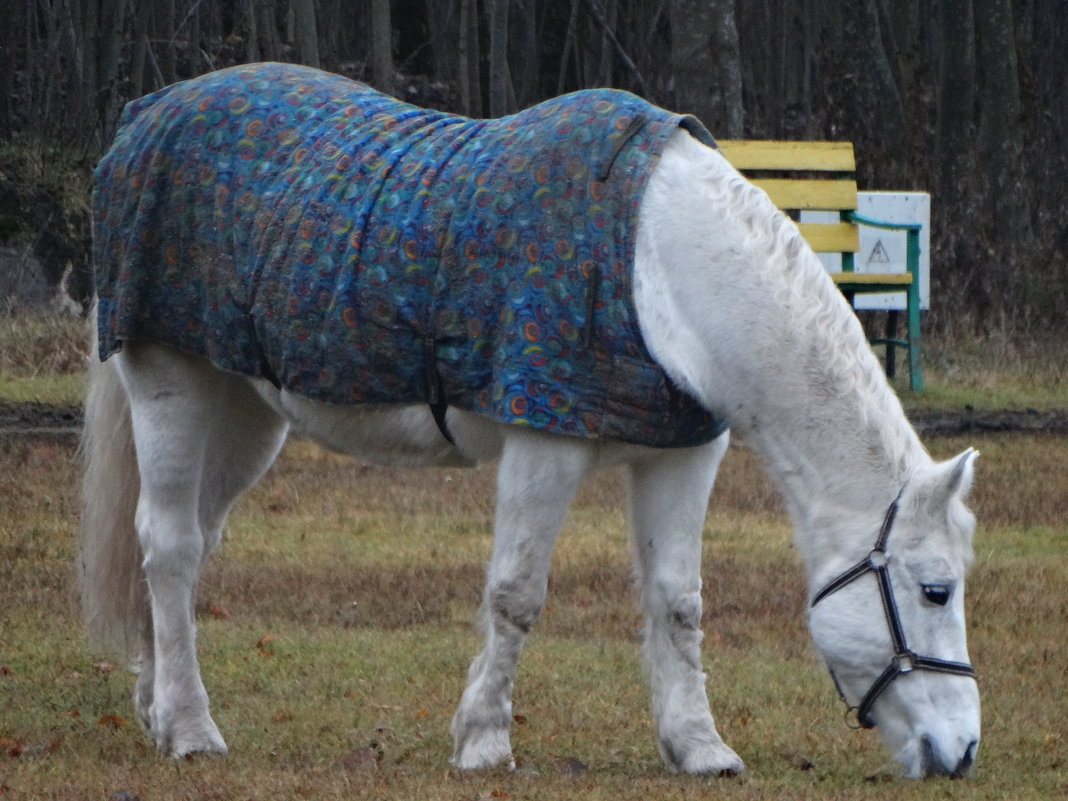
(811, 487, 977, 729)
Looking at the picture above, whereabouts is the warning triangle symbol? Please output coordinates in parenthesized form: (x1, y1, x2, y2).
(867, 239, 891, 265)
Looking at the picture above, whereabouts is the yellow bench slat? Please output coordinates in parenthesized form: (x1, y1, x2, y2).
(798, 222, 859, 253)
(719, 140, 856, 171)
(752, 178, 858, 210)
(831, 272, 912, 285)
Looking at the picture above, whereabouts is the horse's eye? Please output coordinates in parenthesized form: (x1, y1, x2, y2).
(922, 584, 952, 606)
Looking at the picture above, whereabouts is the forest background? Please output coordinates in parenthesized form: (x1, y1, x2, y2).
(1, 0, 1065, 338)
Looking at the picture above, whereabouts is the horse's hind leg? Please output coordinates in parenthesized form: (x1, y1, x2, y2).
(628, 434, 745, 775)
(451, 431, 593, 770)
(118, 343, 287, 757)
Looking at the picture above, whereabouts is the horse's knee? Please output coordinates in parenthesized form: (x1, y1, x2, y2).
(488, 581, 543, 634)
(136, 508, 204, 581)
(668, 591, 703, 631)
(644, 578, 703, 626)
(645, 589, 704, 669)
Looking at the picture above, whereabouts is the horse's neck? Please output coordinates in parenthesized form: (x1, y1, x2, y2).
(636, 132, 928, 529)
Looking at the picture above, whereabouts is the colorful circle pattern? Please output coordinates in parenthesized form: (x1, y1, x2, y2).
(93, 63, 723, 448)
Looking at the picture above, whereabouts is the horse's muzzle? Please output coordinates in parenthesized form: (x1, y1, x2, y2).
(920, 736, 977, 778)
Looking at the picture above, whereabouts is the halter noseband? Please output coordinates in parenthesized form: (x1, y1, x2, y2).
(810, 489, 977, 729)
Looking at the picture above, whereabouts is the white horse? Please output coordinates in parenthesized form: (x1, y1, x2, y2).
(79, 128, 980, 778)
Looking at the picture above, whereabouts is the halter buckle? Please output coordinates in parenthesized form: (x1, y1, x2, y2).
(893, 651, 917, 674)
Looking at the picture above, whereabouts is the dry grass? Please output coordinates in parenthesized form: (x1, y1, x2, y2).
(0, 313, 86, 377)
(1, 428, 1065, 800)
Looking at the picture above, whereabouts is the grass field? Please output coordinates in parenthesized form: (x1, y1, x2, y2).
(1, 422, 1065, 800)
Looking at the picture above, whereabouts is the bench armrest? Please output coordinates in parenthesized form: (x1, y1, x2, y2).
(845, 211, 922, 233)
(844, 211, 922, 281)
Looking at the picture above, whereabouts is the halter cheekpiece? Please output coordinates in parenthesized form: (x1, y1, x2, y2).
(810, 487, 977, 729)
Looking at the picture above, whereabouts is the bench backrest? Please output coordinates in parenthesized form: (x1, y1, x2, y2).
(717, 140, 861, 266)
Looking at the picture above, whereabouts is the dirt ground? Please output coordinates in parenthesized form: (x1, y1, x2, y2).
(2, 399, 1066, 438)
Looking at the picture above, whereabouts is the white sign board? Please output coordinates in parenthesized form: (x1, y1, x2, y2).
(801, 192, 930, 310)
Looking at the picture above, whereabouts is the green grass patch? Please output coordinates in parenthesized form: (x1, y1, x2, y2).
(0, 371, 85, 404)
(890, 328, 1067, 413)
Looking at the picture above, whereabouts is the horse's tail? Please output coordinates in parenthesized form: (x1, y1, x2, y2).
(77, 303, 147, 664)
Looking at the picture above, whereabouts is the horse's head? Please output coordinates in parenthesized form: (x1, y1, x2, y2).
(806, 449, 980, 777)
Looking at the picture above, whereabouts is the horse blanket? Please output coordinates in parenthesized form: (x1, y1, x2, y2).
(93, 62, 725, 447)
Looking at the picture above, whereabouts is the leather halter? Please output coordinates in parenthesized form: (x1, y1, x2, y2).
(810, 489, 977, 729)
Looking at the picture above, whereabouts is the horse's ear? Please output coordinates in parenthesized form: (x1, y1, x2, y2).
(930, 448, 978, 508)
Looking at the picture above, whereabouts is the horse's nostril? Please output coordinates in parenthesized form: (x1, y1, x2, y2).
(921, 736, 978, 778)
(920, 735, 938, 776)
(951, 740, 978, 778)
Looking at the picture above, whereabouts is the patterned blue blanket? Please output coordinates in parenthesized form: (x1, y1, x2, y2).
(93, 63, 724, 447)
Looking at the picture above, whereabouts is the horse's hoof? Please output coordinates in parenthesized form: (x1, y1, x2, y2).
(158, 719, 229, 759)
(663, 738, 746, 776)
(451, 728, 515, 771)
(684, 747, 745, 776)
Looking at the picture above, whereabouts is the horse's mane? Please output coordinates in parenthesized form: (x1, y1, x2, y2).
(715, 150, 926, 481)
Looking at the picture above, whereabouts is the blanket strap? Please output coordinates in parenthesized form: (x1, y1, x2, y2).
(425, 334, 456, 446)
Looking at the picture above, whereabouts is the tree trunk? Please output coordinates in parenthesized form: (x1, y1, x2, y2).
(973, 0, 1033, 303)
(425, 0, 456, 85)
(153, 0, 177, 86)
(668, 0, 716, 126)
(130, 1, 152, 97)
(556, 0, 579, 95)
(96, 0, 127, 138)
(292, 0, 320, 67)
(458, 0, 481, 116)
(371, 0, 394, 93)
(854, 0, 906, 156)
(256, 0, 282, 62)
(936, 0, 975, 200)
(245, 0, 261, 62)
(488, 0, 511, 116)
(974, 0, 1026, 200)
(710, 0, 744, 137)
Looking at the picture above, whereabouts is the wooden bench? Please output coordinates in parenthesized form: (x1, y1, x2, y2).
(718, 140, 924, 392)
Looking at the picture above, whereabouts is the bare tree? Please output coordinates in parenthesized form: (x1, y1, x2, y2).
(458, 0, 481, 116)
(668, 0, 743, 135)
(710, 0, 744, 137)
(488, 0, 512, 115)
(370, 0, 394, 93)
(293, 0, 320, 68)
(937, 0, 975, 201)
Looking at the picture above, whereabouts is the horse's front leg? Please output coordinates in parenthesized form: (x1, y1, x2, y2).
(451, 431, 592, 770)
(628, 434, 745, 775)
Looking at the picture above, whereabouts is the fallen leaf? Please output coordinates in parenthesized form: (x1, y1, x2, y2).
(209, 605, 231, 620)
(512, 714, 527, 725)
(97, 714, 127, 730)
(416, 708, 429, 719)
(254, 634, 276, 649)
(0, 737, 21, 758)
(0, 666, 11, 676)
